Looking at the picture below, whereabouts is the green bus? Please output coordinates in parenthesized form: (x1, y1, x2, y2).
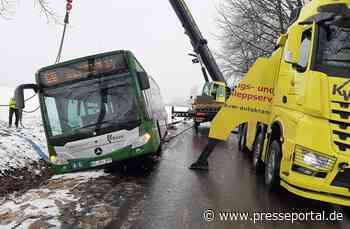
(16, 50, 168, 174)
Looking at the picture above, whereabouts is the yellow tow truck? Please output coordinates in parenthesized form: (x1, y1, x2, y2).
(209, 0, 350, 206)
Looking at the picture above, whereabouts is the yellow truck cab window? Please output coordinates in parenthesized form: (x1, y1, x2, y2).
(211, 83, 218, 98)
(313, 23, 350, 78)
(216, 85, 225, 102)
(202, 82, 210, 96)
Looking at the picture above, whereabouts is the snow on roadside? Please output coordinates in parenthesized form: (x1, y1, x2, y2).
(0, 170, 108, 229)
(0, 86, 48, 173)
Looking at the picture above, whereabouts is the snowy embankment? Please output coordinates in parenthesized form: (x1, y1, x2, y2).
(0, 86, 47, 174)
(0, 86, 54, 198)
(0, 95, 190, 227)
(0, 87, 111, 228)
(0, 171, 108, 229)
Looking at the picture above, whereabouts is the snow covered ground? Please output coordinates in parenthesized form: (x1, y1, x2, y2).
(0, 86, 191, 228)
(0, 88, 113, 227)
(0, 171, 108, 229)
(0, 86, 47, 173)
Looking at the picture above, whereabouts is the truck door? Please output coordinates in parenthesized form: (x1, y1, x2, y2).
(294, 28, 312, 106)
(276, 25, 304, 110)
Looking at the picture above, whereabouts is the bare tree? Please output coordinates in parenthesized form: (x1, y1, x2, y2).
(216, 0, 303, 81)
(36, 0, 57, 22)
(0, 0, 14, 18)
(0, 0, 58, 22)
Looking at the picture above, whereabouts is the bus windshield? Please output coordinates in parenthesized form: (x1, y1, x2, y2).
(43, 74, 140, 140)
(316, 23, 350, 78)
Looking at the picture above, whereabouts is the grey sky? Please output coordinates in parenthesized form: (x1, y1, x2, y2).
(0, 0, 222, 103)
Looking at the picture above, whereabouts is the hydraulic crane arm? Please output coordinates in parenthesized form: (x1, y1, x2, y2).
(168, 0, 226, 83)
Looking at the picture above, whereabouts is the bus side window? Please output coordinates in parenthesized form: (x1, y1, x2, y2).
(141, 90, 152, 120)
(134, 59, 144, 73)
(134, 57, 152, 119)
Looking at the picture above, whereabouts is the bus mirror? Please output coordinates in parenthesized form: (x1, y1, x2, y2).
(284, 25, 303, 64)
(137, 72, 150, 90)
(14, 84, 38, 109)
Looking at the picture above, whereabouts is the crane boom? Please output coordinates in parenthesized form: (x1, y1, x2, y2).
(168, 0, 226, 83)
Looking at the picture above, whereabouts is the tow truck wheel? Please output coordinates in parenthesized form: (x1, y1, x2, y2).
(265, 140, 282, 191)
(252, 132, 264, 172)
(238, 123, 247, 152)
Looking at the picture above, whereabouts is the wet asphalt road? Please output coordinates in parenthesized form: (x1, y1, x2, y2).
(108, 122, 350, 229)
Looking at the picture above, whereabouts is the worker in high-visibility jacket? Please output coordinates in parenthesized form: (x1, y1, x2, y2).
(8, 97, 19, 128)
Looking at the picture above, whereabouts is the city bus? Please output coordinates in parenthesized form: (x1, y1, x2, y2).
(16, 50, 168, 174)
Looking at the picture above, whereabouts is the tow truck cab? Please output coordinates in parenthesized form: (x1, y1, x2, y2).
(191, 81, 230, 125)
(201, 81, 229, 103)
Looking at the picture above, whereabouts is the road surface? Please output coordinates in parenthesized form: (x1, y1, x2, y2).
(105, 122, 350, 229)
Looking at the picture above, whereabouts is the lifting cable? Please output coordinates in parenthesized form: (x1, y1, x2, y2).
(23, 106, 41, 114)
(55, 0, 74, 64)
(1, 1, 74, 111)
(162, 123, 194, 143)
(0, 94, 37, 107)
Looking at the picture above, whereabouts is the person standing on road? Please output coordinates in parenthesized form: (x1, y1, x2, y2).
(8, 97, 19, 128)
(189, 138, 220, 171)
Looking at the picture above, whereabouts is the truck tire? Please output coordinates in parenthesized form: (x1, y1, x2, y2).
(238, 123, 247, 152)
(252, 132, 264, 172)
(265, 140, 282, 191)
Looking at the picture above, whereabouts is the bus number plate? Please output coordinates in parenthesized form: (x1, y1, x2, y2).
(91, 158, 112, 167)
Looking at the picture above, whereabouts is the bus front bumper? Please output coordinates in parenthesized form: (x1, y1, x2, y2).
(49, 143, 155, 174)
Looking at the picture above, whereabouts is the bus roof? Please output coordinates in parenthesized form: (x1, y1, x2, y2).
(36, 50, 132, 74)
(36, 50, 134, 87)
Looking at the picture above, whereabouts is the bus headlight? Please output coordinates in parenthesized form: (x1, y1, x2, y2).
(132, 133, 151, 149)
(50, 155, 69, 165)
(294, 146, 336, 172)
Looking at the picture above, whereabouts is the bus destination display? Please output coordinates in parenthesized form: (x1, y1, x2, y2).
(38, 54, 128, 87)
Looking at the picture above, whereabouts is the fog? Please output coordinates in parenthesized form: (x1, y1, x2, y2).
(0, 0, 222, 103)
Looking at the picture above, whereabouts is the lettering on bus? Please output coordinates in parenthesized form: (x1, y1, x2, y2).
(107, 134, 124, 144)
(46, 72, 58, 84)
(39, 54, 128, 87)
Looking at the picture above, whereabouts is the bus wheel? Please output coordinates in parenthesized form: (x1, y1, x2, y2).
(265, 140, 282, 191)
(156, 121, 162, 140)
(252, 132, 264, 172)
(156, 121, 163, 156)
(238, 123, 247, 152)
